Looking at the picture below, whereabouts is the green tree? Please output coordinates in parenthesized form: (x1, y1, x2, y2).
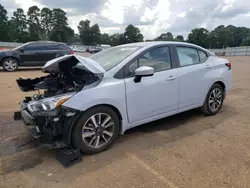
(227, 26, 250, 47)
(118, 33, 127, 44)
(9, 8, 29, 42)
(175, 35, 184, 42)
(69, 34, 81, 44)
(90, 23, 101, 45)
(109, 33, 120, 46)
(78, 19, 91, 45)
(241, 37, 250, 46)
(78, 20, 102, 45)
(101, 33, 111, 44)
(0, 4, 9, 41)
(155, 32, 174, 41)
(27, 6, 41, 41)
(187, 28, 209, 48)
(209, 25, 231, 48)
(41, 7, 53, 40)
(124, 24, 144, 43)
(50, 8, 74, 43)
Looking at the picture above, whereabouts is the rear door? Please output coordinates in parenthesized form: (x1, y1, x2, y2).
(175, 45, 215, 109)
(41, 43, 58, 64)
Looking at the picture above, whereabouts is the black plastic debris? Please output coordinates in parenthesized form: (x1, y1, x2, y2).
(13, 111, 22, 121)
(56, 148, 82, 168)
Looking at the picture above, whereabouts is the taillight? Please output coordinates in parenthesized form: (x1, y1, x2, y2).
(69, 50, 74, 54)
(225, 62, 231, 70)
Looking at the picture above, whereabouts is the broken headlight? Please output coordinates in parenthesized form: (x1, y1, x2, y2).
(27, 93, 75, 112)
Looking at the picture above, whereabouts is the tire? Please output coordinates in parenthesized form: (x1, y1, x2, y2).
(72, 106, 120, 154)
(2, 57, 19, 72)
(201, 83, 224, 116)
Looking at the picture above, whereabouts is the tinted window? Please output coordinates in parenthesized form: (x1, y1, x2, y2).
(43, 43, 69, 50)
(198, 50, 208, 62)
(44, 44, 57, 50)
(58, 44, 70, 50)
(127, 46, 172, 76)
(177, 47, 199, 67)
(24, 43, 46, 51)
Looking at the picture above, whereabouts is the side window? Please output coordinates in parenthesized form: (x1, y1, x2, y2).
(58, 44, 71, 50)
(44, 44, 70, 50)
(127, 46, 172, 76)
(177, 47, 199, 67)
(24, 43, 45, 51)
(198, 50, 208, 63)
(44, 44, 60, 50)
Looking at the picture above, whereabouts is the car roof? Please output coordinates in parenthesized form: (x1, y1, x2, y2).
(118, 41, 199, 47)
(118, 41, 213, 55)
(26, 41, 66, 45)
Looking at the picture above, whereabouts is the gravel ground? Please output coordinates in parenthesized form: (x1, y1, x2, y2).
(1, 56, 250, 188)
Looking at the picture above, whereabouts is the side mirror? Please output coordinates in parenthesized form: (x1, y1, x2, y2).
(19, 48, 24, 53)
(134, 66, 154, 83)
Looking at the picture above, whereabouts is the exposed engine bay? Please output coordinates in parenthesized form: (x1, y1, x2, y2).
(14, 55, 104, 148)
(16, 57, 100, 100)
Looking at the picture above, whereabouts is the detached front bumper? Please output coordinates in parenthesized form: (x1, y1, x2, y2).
(14, 100, 81, 149)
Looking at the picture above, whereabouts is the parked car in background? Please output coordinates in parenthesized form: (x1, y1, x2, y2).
(77, 47, 86, 53)
(89, 47, 102, 54)
(15, 41, 232, 154)
(1, 41, 74, 71)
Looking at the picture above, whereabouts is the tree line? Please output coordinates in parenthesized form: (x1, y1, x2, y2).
(1, 3, 250, 48)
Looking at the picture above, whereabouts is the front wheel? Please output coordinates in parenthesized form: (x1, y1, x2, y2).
(2, 58, 19, 72)
(72, 106, 120, 154)
(201, 84, 224, 116)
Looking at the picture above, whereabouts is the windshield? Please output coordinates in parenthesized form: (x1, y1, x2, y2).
(89, 46, 141, 71)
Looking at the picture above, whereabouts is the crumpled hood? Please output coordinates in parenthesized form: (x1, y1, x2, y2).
(42, 54, 105, 74)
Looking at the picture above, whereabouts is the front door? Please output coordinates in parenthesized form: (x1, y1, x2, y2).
(20, 43, 47, 66)
(125, 46, 179, 124)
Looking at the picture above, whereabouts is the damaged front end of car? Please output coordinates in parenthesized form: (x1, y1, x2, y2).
(14, 54, 105, 148)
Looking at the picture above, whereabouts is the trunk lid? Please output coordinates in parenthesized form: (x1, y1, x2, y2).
(42, 54, 105, 74)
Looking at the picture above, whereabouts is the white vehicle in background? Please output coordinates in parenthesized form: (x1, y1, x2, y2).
(100, 44, 111, 50)
(15, 41, 232, 154)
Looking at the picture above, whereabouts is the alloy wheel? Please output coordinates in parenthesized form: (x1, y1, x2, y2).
(82, 113, 115, 149)
(3, 59, 18, 71)
(208, 88, 223, 112)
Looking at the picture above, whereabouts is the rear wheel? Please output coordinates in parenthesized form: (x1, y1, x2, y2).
(72, 106, 120, 154)
(2, 58, 19, 72)
(201, 84, 224, 116)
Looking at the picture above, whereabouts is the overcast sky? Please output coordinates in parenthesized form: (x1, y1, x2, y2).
(2, 0, 250, 39)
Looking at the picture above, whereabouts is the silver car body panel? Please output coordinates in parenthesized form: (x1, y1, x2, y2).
(61, 41, 231, 134)
(42, 54, 105, 74)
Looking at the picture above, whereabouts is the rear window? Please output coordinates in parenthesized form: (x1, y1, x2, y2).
(44, 43, 70, 50)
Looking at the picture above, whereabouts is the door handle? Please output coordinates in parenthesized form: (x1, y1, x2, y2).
(166, 75, 176, 81)
(206, 65, 212, 69)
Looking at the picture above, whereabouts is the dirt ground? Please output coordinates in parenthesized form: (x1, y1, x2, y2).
(1, 56, 250, 188)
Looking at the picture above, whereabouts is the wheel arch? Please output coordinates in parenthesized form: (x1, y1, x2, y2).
(214, 81, 226, 91)
(67, 104, 123, 147)
(202, 80, 226, 106)
(1, 56, 20, 65)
